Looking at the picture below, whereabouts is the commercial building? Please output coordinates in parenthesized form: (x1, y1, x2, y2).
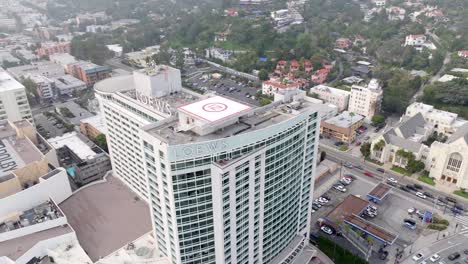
(27, 74, 54, 100)
(53, 74, 87, 96)
(48, 132, 111, 185)
(97, 64, 319, 264)
(309, 85, 350, 112)
(404, 102, 467, 135)
(320, 111, 364, 143)
(0, 69, 33, 124)
(348, 79, 383, 119)
(49, 53, 76, 70)
(7, 61, 65, 79)
(80, 114, 108, 140)
(67, 61, 111, 87)
(0, 120, 59, 199)
(36, 42, 71, 57)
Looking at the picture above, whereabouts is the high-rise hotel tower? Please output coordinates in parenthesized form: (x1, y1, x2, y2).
(95, 65, 320, 264)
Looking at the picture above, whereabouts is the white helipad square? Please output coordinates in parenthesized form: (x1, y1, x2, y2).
(178, 96, 252, 123)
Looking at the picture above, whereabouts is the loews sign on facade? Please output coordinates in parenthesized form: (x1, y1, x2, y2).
(136, 91, 173, 116)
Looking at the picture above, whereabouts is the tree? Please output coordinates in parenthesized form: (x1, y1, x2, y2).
(175, 49, 184, 70)
(407, 159, 425, 173)
(371, 114, 385, 126)
(258, 69, 269, 81)
(360, 142, 371, 158)
(95, 134, 108, 152)
(373, 140, 386, 151)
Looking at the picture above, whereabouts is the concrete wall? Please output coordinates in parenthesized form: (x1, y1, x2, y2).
(0, 216, 67, 242)
(14, 159, 49, 186)
(0, 168, 72, 216)
(0, 175, 22, 199)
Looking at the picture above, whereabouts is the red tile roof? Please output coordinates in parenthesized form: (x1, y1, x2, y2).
(263, 80, 300, 89)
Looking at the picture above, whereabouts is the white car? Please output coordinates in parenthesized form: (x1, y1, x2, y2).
(412, 253, 424, 261)
(416, 192, 427, 199)
(334, 185, 347, 192)
(318, 197, 329, 204)
(321, 225, 333, 235)
(408, 207, 416, 214)
(429, 254, 440, 262)
(387, 177, 398, 184)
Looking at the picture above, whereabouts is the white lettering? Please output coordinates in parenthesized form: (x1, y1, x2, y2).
(135, 91, 173, 116)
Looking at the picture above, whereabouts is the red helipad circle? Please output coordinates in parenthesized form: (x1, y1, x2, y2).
(202, 103, 228, 112)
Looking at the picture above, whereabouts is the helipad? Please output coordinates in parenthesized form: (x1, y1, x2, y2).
(178, 96, 252, 123)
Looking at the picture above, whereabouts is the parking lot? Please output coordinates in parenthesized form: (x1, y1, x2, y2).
(310, 163, 454, 262)
(184, 65, 262, 106)
(34, 113, 67, 139)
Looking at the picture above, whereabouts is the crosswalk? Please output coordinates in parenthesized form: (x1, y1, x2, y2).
(455, 215, 468, 234)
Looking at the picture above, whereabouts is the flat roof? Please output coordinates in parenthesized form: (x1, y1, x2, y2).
(48, 132, 97, 160)
(325, 195, 369, 224)
(345, 214, 398, 245)
(323, 111, 364, 128)
(367, 183, 391, 201)
(178, 96, 252, 123)
(59, 175, 152, 261)
(0, 69, 24, 92)
(0, 225, 73, 260)
(80, 114, 108, 134)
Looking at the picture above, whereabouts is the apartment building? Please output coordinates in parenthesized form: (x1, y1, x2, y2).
(348, 79, 383, 119)
(309, 84, 350, 112)
(0, 68, 33, 124)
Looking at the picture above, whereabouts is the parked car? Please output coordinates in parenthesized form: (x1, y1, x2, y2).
(400, 186, 411, 192)
(321, 194, 331, 200)
(320, 225, 333, 235)
(448, 252, 461, 261)
(416, 210, 424, 219)
(423, 192, 434, 198)
(413, 184, 423, 190)
(334, 185, 347, 192)
(406, 184, 418, 191)
(416, 192, 427, 199)
(344, 174, 357, 180)
(312, 204, 320, 211)
(463, 249, 468, 255)
(364, 171, 373, 177)
(412, 253, 424, 262)
(377, 168, 385, 173)
(408, 207, 416, 214)
(430, 253, 441, 262)
(355, 141, 362, 146)
(344, 162, 353, 168)
(403, 219, 416, 230)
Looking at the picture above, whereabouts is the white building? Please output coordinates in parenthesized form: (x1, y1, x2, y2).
(348, 79, 383, 120)
(373, 0, 386, 7)
(309, 85, 350, 112)
(97, 65, 320, 264)
(405, 34, 427, 46)
(0, 69, 33, 124)
(404, 102, 467, 135)
(49, 53, 76, 70)
(426, 124, 468, 188)
(7, 61, 65, 79)
(28, 74, 54, 100)
(106, 44, 123, 57)
(386, 6, 406, 20)
(262, 80, 301, 97)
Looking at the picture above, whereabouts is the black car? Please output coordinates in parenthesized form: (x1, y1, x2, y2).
(447, 196, 458, 203)
(463, 249, 468, 255)
(400, 186, 410, 192)
(413, 184, 423, 190)
(448, 252, 461, 261)
(406, 184, 417, 191)
(355, 165, 364, 170)
(312, 204, 320, 211)
(423, 192, 433, 198)
(376, 168, 385, 173)
(321, 194, 331, 200)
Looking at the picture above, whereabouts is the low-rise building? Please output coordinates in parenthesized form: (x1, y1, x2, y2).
(0, 69, 34, 124)
(36, 42, 71, 57)
(0, 51, 20, 67)
(67, 61, 111, 87)
(348, 79, 383, 119)
(386, 6, 406, 20)
(370, 113, 432, 168)
(80, 114, 108, 140)
(49, 53, 76, 70)
(53, 74, 87, 96)
(405, 34, 427, 46)
(458, 50, 468, 59)
(335, 38, 352, 49)
(7, 61, 65, 79)
(48, 132, 111, 186)
(28, 74, 54, 100)
(309, 85, 350, 112)
(0, 120, 59, 199)
(262, 80, 301, 97)
(14, 49, 38, 63)
(320, 111, 364, 143)
(123, 45, 160, 68)
(311, 68, 330, 84)
(404, 102, 467, 135)
(373, 0, 386, 7)
(106, 44, 123, 57)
